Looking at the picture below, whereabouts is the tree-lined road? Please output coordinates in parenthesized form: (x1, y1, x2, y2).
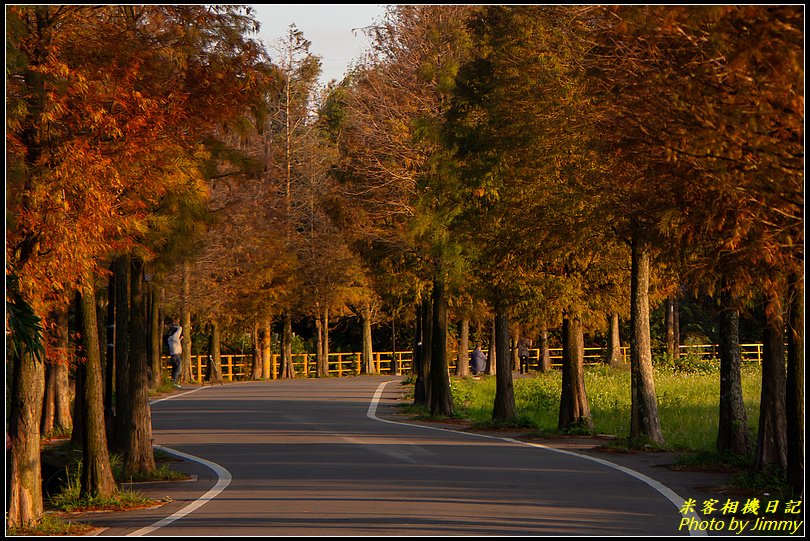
(95, 377, 697, 536)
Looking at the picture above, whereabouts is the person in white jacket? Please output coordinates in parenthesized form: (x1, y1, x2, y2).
(167, 324, 183, 388)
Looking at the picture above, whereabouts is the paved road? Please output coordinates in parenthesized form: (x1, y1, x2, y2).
(92, 376, 701, 536)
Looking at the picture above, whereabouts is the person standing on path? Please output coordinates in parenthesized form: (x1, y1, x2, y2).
(518, 337, 531, 374)
(168, 324, 183, 388)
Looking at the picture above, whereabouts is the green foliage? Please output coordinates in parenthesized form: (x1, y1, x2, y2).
(5, 273, 46, 364)
(445, 6, 632, 327)
(733, 468, 793, 499)
(41, 425, 72, 440)
(674, 449, 753, 471)
(274, 332, 308, 355)
(653, 352, 721, 375)
(149, 376, 180, 395)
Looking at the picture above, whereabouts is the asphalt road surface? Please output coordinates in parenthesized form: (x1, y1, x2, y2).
(92, 376, 704, 536)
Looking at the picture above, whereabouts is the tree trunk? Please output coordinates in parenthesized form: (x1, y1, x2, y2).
(42, 356, 57, 437)
(492, 311, 515, 422)
(8, 311, 45, 527)
(629, 234, 664, 445)
(261, 317, 272, 379)
(716, 292, 751, 455)
(510, 328, 520, 372)
(538, 325, 551, 372)
(413, 302, 423, 402)
(206, 320, 224, 384)
(54, 345, 72, 432)
(559, 310, 593, 431)
(78, 285, 117, 499)
(672, 297, 681, 359)
(124, 257, 156, 477)
(755, 290, 788, 474)
(323, 309, 330, 374)
(607, 313, 623, 367)
(181, 263, 193, 384)
(665, 295, 676, 360)
(149, 284, 162, 388)
(41, 307, 71, 437)
(487, 318, 497, 375)
(281, 311, 294, 378)
(315, 308, 326, 377)
(786, 272, 803, 496)
(251, 322, 262, 380)
(71, 357, 85, 449)
(181, 314, 193, 383)
(391, 314, 397, 375)
(95, 287, 107, 398)
(113, 254, 130, 451)
(456, 318, 469, 377)
(104, 266, 115, 434)
(422, 297, 433, 406)
(429, 272, 453, 417)
(413, 300, 430, 407)
(362, 302, 375, 374)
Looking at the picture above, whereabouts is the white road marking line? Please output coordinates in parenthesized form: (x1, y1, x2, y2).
(149, 387, 204, 406)
(128, 389, 232, 536)
(368, 380, 707, 537)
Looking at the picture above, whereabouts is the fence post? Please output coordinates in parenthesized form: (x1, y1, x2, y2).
(196, 355, 202, 384)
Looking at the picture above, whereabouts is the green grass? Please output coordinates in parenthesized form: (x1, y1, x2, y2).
(119, 463, 190, 483)
(48, 459, 157, 513)
(41, 441, 188, 515)
(450, 362, 762, 453)
(149, 375, 182, 395)
(6, 513, 97, 536)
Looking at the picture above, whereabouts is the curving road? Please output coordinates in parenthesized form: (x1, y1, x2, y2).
(96, 376, 701, 536)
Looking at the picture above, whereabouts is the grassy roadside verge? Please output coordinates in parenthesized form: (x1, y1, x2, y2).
(448, 363, 762, 453)
(7, 440, 192, 536)
(404, 363, 794, 498)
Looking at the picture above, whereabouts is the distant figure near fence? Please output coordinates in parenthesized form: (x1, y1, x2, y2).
(518, 337, 531, 374)
(471, 345, 487, 376)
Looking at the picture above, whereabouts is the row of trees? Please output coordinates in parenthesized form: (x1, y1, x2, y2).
(6, 5, 275, 527)
(6, 5, 387, 528)
(324, 4, 802, 491)
(5, 5, 803, 528)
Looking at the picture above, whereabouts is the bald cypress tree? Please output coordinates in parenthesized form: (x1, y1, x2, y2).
(123, 256, 156, 477)
(785, 272, 803, 495)
(492, 310, 515, 422)
(559, 309, 593, 431)
(716, 291, 752, 455)
(78, 284, 117, 500)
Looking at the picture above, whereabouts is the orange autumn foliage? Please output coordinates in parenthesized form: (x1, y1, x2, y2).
(7, 6, 270, 314)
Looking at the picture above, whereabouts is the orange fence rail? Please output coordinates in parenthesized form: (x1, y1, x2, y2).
(165, 343, 763, 384)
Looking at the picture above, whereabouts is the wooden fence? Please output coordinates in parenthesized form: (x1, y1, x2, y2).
(167, 343, 764, 384)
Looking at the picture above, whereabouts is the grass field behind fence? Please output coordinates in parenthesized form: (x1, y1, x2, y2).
(450, 362, 762, 452)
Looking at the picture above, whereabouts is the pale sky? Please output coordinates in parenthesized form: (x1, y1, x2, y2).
(250, 4, 391, 85)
